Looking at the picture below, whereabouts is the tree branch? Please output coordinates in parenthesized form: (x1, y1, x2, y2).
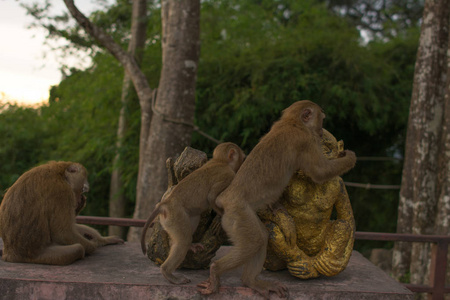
(63, 0, 152, 108)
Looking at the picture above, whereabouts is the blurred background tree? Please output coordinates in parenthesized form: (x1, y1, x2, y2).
(392, 0, 450, 290)
(1, 0, 421, 251)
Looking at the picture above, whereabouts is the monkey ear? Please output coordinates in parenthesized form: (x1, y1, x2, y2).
(228, 148, 237, 161)
(67, 164, 79, 173)
(301, 108, 313, 123)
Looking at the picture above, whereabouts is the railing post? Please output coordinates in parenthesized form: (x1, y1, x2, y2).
(428, 240, 448, 300)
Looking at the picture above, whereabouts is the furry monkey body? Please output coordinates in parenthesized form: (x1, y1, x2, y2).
(0, 161, 123, 265)
(198, 100, 356, 298)
(141, 142, 245, 285)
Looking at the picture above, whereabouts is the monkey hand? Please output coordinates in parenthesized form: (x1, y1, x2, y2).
(342, 150, 356, 161)
(287, 259, 319, 279)
(190, 243, 205, 253)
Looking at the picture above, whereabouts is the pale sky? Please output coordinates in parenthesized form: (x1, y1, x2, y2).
(0, 0, 109, 105)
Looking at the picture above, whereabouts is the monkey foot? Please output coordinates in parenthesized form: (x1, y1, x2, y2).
(197, 278, 219, 295)
(189, 243, 205, 253)
(105, 236, 125, 245)
(163, 273, 191, 285)
(246, 280, 288, 299)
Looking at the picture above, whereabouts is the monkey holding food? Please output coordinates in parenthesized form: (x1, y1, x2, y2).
(140, 142, 245, 285)
(198, 100, 357, 299)
(0, 161, 123, 265)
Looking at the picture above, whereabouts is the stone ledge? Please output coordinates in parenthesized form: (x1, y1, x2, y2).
(0, 240, 413, 299)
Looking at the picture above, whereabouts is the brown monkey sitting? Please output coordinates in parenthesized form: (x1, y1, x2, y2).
(140, 142, 245, 285)
(198, 100, 356, 299)
(259, 129, 355, 279)
(0, 161, 123, 265)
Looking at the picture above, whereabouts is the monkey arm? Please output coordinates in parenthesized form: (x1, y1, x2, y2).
(301, 147, 356, 184)
(209, 178, 233, 214)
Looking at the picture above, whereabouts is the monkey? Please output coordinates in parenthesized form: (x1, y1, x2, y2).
(198, 100, 357, 299)
(259, 129, 356, 279)
(140, 142, 246, 285)
(0, 161, 124, 265)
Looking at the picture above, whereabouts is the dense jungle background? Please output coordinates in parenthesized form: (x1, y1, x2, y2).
(0, 0, 422, 254)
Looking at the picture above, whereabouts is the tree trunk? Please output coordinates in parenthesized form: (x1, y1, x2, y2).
(127, 0, 201, 242)
(435, 24, 450, 284)
(392, 0, 449, 286)
(109, 0, 148, 238)
(63, 0, 200, 242)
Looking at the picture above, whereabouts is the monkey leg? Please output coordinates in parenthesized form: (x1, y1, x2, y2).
(197, 261, 221, 295)
(76, 224, 124, 247)
(52, 225, 97, 255)
(198, 242, 261, 295)
(8, 244, 86, 265)
(241, 222, 288, 299)
(313, 219, 354, 277)
(198, 210, 266, 295)
(160, 218, 193, 285)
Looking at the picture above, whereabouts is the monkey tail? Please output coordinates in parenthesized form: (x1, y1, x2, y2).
(140, 204, 162, 255)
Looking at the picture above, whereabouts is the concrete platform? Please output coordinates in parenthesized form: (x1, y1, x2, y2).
(0, 240, 413, 300)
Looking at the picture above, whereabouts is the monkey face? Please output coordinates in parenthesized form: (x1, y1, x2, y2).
(75, 181, 89, 214)
(82, 182, 90, 193)
(65, 164, 88, 193)
(64, 163, 89, 215)
(75, 181, 89, 215)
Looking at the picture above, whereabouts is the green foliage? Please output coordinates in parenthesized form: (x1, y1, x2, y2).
(2, 0, 420, 246)
(0, 2, 163, 218)
(41, 53, 124, 216)
(193, 0, 418, 252)
(0, 103, 48, 194)
(194, 0, 417, 157)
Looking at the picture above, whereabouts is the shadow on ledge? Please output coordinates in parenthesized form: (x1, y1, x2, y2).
(0, 239, 413, 299)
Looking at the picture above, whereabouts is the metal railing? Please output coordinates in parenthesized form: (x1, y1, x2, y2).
(77, 216, 450, 299)
(355, 231, 450, 300)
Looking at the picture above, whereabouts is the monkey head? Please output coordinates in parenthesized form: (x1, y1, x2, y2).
(281, 100, 325, 137)
(295, 129, 344, 179)
(212, 142, 246, 173)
